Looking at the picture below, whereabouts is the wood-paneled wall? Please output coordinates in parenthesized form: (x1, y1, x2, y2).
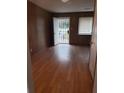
(27, 1, 94, 56)
(53, 12, 94, 46)
(89, 6, 97, 80)
(27, 1, 54, 55)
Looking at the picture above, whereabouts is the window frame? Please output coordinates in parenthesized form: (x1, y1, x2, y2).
(78, 17, 93, 35)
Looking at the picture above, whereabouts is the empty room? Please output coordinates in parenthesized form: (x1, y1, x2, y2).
(27, 0, 97, 93)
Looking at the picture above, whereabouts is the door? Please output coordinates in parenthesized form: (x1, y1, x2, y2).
(53, 17, 70, 45)
(89, 7, 97, 79)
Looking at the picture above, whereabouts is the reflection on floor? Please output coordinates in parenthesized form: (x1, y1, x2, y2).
(32, 44, 93, 93)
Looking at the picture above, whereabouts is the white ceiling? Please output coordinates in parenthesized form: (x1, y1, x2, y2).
(30, 0, 95, 13)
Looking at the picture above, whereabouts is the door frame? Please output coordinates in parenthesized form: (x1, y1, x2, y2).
(53, 17, 70, 45)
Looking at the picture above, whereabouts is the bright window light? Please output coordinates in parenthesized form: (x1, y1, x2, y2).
(78, 17, 93, 35)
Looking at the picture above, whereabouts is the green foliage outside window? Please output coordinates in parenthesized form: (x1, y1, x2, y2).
(59, 22, 69, 29)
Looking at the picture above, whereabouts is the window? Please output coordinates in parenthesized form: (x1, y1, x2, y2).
(78, 17, 93, 35)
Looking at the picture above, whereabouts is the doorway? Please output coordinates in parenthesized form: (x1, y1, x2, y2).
(53, 17, 70, 45)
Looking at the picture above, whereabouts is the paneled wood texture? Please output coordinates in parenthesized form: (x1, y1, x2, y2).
(93, 67, 97, 93)
(27, 41, 34, 93)
(91, 3, 97, 93)
(32, 44, 93, 93)
(53, 12, 94, 46)
(89, 4, 97, 79)
(27, 1, 54, 56)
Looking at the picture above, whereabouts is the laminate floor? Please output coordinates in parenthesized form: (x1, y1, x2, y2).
(32, 44, 93, 93)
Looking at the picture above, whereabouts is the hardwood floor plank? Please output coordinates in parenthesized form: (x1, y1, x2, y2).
(32, 44, 93, 93)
